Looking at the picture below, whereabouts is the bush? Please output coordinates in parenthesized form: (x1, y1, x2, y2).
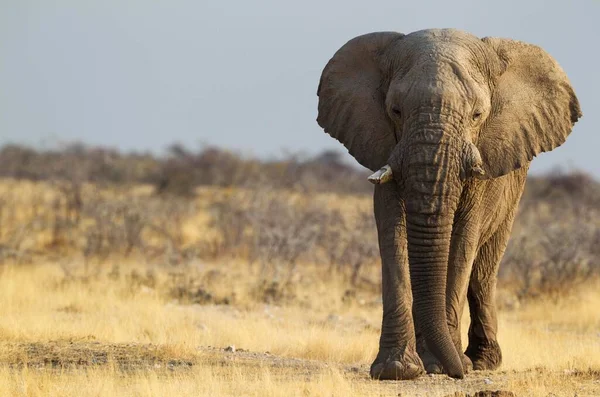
(207, 188, 379, 284)
(500, 172, 600, 298)
(0, 142, 598, 300)
(0, 143, 370, 195)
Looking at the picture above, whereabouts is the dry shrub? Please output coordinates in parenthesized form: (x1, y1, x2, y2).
(0, 181, 196, 267)
(501, 171, 600, 298)
(0, 141, 599, 302)
(208, 188, 379, 285)
(79, 193, 196, 264)
(0, 143, 369, 195)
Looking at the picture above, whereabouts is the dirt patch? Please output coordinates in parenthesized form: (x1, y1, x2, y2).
(0, 340, 194, 370)
(1, 341, 598, 396)
(199, 346, 519, 396)
(446, 391, 516, 397)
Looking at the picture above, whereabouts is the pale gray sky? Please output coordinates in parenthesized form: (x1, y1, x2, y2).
(0, 0, 598, 174)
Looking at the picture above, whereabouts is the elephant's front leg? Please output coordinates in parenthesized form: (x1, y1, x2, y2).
(370, 184, 424, 380)
(466, 216, 515, 371)
(446, 218, 480, 371)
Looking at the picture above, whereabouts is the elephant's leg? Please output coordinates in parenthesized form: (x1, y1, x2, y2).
(416, 193, 480, 375)
(465, 221, 513, 371)
(370, 183, 424, 380)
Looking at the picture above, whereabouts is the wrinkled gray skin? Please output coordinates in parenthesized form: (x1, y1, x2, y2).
(317, 29, 581, 380)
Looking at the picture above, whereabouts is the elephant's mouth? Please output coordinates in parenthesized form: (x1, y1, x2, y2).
(367, 140, 485, 185)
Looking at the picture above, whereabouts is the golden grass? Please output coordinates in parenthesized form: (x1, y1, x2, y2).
(499, 289, 600, 372)
(0, 180, 598, 395)
(0, 366, 384, 397)
(0, 263, 379, 364)
(1, 366, 599, 397)
(0, 262, 599, 396)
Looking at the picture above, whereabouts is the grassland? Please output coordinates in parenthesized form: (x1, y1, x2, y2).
(0, 179, 598, 396)
(1, 260, 600, 396)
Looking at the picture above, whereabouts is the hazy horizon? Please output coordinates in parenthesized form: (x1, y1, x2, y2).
(1, 1, 598, 175)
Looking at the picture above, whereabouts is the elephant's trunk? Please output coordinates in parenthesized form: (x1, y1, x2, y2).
(403, 128, 464, 379)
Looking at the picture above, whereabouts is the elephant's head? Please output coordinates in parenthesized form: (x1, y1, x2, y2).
(317, 29, 581, 378)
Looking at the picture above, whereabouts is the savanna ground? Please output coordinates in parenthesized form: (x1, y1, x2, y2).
(0, 149, 599, 396)
(1, 261, 600, 396)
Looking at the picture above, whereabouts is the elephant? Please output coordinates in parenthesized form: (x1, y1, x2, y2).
(316, 29, 581, 380)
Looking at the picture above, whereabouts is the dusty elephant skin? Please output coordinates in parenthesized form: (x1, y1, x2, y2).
(316, 28, 581, 380)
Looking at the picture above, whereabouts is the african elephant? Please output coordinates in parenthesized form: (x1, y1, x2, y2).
(316, 29, 581, 380)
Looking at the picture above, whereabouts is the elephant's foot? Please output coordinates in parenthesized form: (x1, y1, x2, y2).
(417, 339, 472, 375)
(417, 342, 443, 374)
(461, 352, 473, 373)
(420, 352, 473, 375)
(465, 339, 502, 371)
(370, 346, 424, 380)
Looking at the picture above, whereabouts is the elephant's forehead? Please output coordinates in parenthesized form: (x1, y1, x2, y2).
(403, 29, 484, 60)
(407, 28, 480, 46)
(388, 29, 491, 94)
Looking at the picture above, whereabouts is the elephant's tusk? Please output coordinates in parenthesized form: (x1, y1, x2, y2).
(368, 165, 393, 185)
(471, 164, 486, 177)
(463, 141, 486, 179)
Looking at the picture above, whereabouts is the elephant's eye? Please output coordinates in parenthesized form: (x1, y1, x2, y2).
(391, 106, 402, 117)
(472, 111, 482, 121)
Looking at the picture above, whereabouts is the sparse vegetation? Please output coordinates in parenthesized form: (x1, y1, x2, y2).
(0, 143, 370, 194)
(0, 143, 598, 396)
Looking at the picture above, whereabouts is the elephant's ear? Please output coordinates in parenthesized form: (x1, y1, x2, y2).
(317, 32, 404, 172)
(477, 37, 582, 178)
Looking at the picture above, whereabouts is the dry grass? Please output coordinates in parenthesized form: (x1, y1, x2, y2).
(0, 179, 599, 396)
(0, 262, 599, 396)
